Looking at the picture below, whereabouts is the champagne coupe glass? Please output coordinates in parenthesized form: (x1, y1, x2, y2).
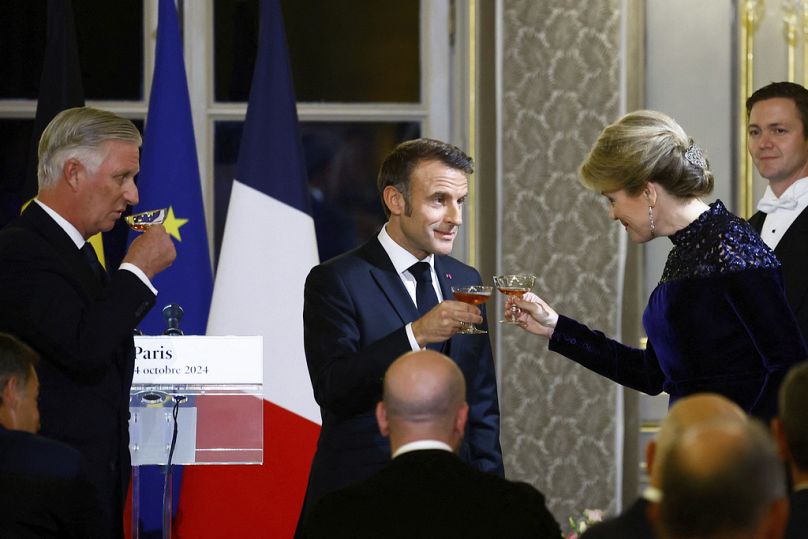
(451, 285, 493, 334)
(125, 208, 167, 232)
(493, 274, 536, 324)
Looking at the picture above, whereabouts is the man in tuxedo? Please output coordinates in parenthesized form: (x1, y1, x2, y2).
(772, 361, 808, 539)
(298, 139, 503, 529)
(655, 419, 788, 539)
(747, 82, 808, 341)
(0, 107, 176, 538)
(302, 350, 559, 538)
(582, 393, 746, 539)
(0, 332, 103, 538)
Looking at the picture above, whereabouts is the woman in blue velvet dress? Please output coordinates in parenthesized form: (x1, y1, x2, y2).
(511, 110, 806, 419)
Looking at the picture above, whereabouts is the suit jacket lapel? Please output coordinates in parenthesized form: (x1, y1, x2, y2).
(21, 203, 102, 297)
(362, 238, 420, 325)
(774, 207, 808, 309)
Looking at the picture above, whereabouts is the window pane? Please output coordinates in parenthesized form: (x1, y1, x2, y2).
(213, 121, 420, 264)
(214, 0, 420, 103)
(0, 0, 143, 100)
(0, 119, 34, 227)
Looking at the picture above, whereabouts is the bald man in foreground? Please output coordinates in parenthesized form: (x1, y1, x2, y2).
(583, 394, 747, 539)
(302, 350, 560, 538)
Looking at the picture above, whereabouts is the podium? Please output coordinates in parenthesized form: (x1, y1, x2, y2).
(129, 336, 263, 537)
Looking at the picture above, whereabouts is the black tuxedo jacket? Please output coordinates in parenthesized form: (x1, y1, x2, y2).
(0, 203, 155, 538)
(785, 488, 808, 539)
(749, 208, 808, 342)
(581, 497, 656, 539)
(0, 426, 103, 538)
(299, 238, 503, 524)
(302, 449, 560, 539)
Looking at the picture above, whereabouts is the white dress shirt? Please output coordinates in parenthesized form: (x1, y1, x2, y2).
(35, 199, 157, 295)
(377, 224, 443, 350)
(392, 439, 453, 459)
(758, 177, 808, 249)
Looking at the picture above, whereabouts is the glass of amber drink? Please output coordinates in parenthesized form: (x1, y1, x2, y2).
(451, 285, 493, 334)
(125, 208, 167, 231)
(493, 274, 536, 324)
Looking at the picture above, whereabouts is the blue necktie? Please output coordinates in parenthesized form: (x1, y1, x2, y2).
(409, 262, 439, 316)
(81, 243, 108, 285)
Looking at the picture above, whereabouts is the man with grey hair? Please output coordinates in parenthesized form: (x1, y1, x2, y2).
(0, 106, 175, 538)
(772, 361, 808, 538)
(302, 350, 559, 538)
(583, 393, 747, 539)
(656, 420, 788, 539)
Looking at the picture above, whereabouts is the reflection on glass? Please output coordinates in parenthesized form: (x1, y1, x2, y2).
(0, 0, 143, 100)
(214, 0, 420, 103)
(213, 121, 420, 267)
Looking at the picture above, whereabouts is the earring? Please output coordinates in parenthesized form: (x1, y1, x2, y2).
(648, 205, 656, 236)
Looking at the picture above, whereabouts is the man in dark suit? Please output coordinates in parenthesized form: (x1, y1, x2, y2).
(655, 420, 788, 539)
(0, 107, 176, 538)
(747, 82, 808, 341)
(0, 332, 103, 538)
(582, 393, 746, 539)
(772, 361, 808, 539)
(298, 138, 503, 530)
(303, 350, 559, 538)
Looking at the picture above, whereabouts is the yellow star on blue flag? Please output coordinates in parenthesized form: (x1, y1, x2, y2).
(163, 206, 189, 241)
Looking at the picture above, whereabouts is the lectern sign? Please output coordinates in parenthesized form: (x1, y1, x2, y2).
(133, 335, 262, 385)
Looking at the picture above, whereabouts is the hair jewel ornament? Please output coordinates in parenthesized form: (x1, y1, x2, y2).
(684, 143, 708, 170)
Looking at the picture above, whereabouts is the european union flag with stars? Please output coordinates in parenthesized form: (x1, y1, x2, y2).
(128, 0, 212, 337)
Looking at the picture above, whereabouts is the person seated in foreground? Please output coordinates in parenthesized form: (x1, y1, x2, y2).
(0, 332, 102, 538)
(302, 349, 561, 539)
(654, 419, 788, 539)
(582, 393, 747, 539)
(771, 361, 808, 539)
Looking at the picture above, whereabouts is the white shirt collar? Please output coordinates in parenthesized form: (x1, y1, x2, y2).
(392, 440, 453, 459)
(34, 199, 85, 249)
(377, 224, 435, 276)
(757, 176, 808, 214)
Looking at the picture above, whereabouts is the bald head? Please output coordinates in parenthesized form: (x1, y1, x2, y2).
(658, 420, 786, 539)
(377, 350, 468, 453)
(649, 393, 746, 486)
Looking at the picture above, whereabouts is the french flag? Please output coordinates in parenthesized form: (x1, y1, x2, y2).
(175, 0, 320, 536)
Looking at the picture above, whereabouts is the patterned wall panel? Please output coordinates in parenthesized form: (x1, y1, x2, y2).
(499, 0, 623, 521)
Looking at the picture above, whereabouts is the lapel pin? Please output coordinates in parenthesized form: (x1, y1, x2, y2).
(445, 273, 452, 280)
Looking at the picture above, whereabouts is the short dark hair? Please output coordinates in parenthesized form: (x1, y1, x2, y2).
(747, 81, 808, 139)
(659, 420, 785, 539)
(0, 333, 39, 406)
(377, 138, 474, 218)
(779, 361, 808, 470)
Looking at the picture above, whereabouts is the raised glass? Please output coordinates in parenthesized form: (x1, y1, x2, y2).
(125, 208, 167, 231)
(451, 285, 493, 335)
(493, 274, 536, 324)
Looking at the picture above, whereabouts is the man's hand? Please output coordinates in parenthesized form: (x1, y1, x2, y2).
(411, 300, 483, 347)
(123, 225, 176, 279)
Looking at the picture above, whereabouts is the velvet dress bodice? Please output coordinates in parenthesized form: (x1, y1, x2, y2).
(550, 200, 806, 419)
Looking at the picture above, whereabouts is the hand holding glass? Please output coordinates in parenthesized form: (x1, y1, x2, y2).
(125, 208, 167, 232)
(451, 285, 493, 334)
(494, 274, 536, 324)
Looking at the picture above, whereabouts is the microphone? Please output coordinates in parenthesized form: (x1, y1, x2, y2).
(162, 304, 184, 336)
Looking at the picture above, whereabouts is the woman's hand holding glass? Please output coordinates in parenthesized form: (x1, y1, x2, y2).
(506, 292, 559, 338)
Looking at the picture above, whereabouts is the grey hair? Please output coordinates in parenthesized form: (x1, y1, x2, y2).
(37, 106, 142, 189)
